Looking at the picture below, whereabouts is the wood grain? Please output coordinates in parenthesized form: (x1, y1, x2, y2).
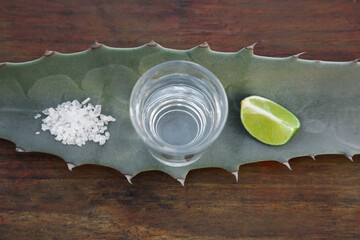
(1, 0, 360, 239)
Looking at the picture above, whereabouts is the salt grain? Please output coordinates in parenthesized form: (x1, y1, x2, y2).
(81, 97, 91, 105)
(37, 98, 116, 146)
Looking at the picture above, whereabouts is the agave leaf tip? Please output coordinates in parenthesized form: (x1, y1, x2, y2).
(146, 40, 158, 47)
(292, 52, 306, 58)
(15, 147, 26, 153)
(198, 41, 210, 48)
(44, 50, 55, 57)
(245, 42, 257, 51)
(231, 170, 239, 182)
(125, 174, 133, 184)
(347, 155, 354, 162)
(177, 178, 185, 187)
(66, 162, 77, 171)
(282, 161, 292, 171)
(91, 41, 103, 49)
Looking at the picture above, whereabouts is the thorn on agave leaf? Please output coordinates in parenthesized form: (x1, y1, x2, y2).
(146, 40, 158, 47)
(198, 42, 209, 48)
(245, 42, 257, 51)
(44, 50, 55, 57)
(66, 162, 76, 171)
(292, 52, 306, 58)
(353, 58, 358, 63)
(125, 174, 133, 184)
(177, 178, 185, 187)
(15, 147, 25, 152)
(0, 62, 6, 68)
(91, 41, 103, 49)
(310, 155, 316, 160)
(231, 171, 239, 182)
(347, 155, 354, 162)
(282, 161, 292, 171)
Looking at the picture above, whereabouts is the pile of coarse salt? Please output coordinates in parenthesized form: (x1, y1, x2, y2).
(36, 97, 116, 146)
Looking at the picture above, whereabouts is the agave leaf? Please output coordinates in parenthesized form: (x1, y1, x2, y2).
(0, 42, 359, 181)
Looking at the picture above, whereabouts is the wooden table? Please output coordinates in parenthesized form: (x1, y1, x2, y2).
(1, 1, 360, 239)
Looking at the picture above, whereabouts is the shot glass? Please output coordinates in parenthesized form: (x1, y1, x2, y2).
(130, 60, 228, 167)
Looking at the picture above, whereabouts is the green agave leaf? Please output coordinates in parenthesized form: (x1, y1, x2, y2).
(1, 41, 359, 183)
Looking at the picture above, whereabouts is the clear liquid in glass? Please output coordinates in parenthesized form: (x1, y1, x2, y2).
(141, 74, 217, 165)
(130, 60, 228, 167)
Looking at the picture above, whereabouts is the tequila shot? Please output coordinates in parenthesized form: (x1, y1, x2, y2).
(130, 61, 228, 167)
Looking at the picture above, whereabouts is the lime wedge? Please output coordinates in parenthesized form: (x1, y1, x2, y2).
(240, 96, 300, 145)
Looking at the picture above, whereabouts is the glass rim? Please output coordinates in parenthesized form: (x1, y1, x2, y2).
(129, 60, 228, 155)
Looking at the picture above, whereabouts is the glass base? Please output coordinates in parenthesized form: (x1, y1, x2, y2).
(149, 149, 203, 167)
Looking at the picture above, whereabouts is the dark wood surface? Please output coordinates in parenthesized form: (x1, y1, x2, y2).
(1, 0, 360, 239)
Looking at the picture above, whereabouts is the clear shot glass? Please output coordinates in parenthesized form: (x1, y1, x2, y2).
(130, 60, 228, 167)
